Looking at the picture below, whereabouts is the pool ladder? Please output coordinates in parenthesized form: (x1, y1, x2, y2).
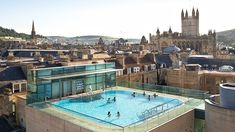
(138, 99, 178, 119)
(87, 86, 94, 95)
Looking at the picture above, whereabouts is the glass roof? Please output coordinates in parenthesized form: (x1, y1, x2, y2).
(39, 68, 117, 80)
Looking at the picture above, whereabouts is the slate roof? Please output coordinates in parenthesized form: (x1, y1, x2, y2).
(0, 116, 13, 132)
(125, 56, 136, 65)
(2, 50, 66, 58)
(187, 57, 235, 70)
(0, 66, 26, 81)
(156, 54, 172, 67)
(163, 45, 180, 54)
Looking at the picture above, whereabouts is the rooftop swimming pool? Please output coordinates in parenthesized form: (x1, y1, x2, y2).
(52, 90, 183, 127)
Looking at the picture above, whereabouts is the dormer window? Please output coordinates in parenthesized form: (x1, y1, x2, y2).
(151, 64, 156, 70)
(133, 67, 140, 73)
(127, 68, 132, 74)
(144, 65, 148, 72)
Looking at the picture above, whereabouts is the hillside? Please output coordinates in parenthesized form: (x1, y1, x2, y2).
(0, 26, 43, 40)
(217, 29, 235, 46)
(47, 35, 140, 44)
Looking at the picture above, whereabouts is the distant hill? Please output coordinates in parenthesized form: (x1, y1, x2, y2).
(217, 29, 235, 46)
(0, 26, 44, 40)
(47, 35, 140, 44)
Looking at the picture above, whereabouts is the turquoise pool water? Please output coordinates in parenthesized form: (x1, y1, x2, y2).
(53, 90, 183, 127)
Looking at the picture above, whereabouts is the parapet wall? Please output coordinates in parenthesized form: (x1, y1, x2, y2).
(25, 106, 92, 132)
(205, 99, 235, 132)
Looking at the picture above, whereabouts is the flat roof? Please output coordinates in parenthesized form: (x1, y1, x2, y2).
(31, 62, 114, 71)
(203, 70, 235, 76)
(40, 68, 117, 80)
(8, 49, 70, 52)
(188, 55, 214, 59)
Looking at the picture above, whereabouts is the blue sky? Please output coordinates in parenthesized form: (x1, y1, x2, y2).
(0, 0, 234, 38)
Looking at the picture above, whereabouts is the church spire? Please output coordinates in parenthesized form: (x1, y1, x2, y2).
(32, 20, 35, 33)
(31, 20, 36, 44)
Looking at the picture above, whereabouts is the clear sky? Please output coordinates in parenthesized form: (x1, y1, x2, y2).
(0, 0, 234, 38)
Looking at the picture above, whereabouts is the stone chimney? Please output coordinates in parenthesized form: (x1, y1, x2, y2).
(116, 55, 125, 68)
(132, 53, 140, 65)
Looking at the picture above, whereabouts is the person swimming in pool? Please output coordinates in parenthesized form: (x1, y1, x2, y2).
(108, 111, 111, 117)
(153, 93, 158, 98)
(148, 95, 151, 101)
(107, 98, 111, 103)
(113, 97, 116, 102)
(132, 92, 136, 97)
(143, 91, 146, 96)
(117, 111, 120, 117)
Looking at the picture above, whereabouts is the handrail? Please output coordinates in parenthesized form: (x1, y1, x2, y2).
(139, 99, 180, 119)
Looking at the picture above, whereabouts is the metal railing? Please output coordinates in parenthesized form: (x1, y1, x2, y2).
(117, 81, 209, 99)
(138, 99, 181, 120)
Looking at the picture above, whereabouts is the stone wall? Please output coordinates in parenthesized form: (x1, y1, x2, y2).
(165, 69, 235, 94)
(165, 69, 202, 90)
(15, 95, 26, 128)
(150, 110, 194, 132)
(0, 94, 13, 116)
(117, 70, 159, 84)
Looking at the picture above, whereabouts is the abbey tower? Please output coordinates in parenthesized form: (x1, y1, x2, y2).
(181, 8, 199, 36)
(149, 8, 216, 56)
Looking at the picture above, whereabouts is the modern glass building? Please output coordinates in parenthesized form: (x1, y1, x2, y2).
(27, 62, 116, 104)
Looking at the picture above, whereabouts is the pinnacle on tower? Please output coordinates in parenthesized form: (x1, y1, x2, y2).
(192, 8, 195, 17)
(185, 10, 188, 18)
(157, 28, 160, 35)
(169, 27, 172, 33)
(181, 9, 184, 19)
(196, 8, 199, 18)
(213, 30, 216, 37)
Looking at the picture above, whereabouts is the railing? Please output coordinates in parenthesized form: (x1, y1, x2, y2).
(138, 99, 181, 120)
(117, 81, 209, 99)
(27, 82, 206, 132)
(123, 98, 204, 132)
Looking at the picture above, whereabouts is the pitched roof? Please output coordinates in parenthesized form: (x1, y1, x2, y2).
(0, 66, 26, 81)
(156, 54, 172, 67)
(163, 45, 180, 54)
(187, 57, 235, 70)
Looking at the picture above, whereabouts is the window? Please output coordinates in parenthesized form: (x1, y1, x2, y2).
(151, 64, 156, 70)
(21, 83, 27, 92)
(127, 68, 132, 74)
(144, 65, 148, 72)
(133, 67, 140, 73)
(13, 84, 20, 93)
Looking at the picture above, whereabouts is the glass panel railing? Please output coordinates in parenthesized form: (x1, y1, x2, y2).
(27, 82, 206, 132)
(29, 102, 124, 132)
(117, 81, 209, 99)
(125, 98, 204, 131)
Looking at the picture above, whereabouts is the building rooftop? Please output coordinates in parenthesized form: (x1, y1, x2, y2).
(0, 66, 26, 81)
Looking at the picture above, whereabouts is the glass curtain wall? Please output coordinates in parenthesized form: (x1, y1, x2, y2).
(27, 62, 116, 104)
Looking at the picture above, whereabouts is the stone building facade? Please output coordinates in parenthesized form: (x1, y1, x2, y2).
(149, 8, 216, 56)
(165, 65, 235, 94)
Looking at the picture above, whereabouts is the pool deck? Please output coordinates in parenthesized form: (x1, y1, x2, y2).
(28, 86, 204, 132)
